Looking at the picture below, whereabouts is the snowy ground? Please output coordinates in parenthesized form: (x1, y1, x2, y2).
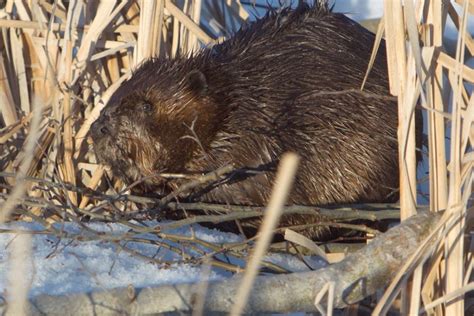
(0, 221, 325, 298)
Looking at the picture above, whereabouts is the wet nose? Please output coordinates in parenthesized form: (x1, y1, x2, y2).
(98, 125, 109, 135)
(92, 112, 111, 136)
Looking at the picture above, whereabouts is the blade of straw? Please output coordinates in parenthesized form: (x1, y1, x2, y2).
(230, 153, 299, 316)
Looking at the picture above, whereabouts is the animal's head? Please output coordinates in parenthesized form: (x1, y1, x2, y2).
(90, 59, 221, 191)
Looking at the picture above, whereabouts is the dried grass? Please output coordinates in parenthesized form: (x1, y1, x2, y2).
(230, 153, 299, 315)
(378, 0, 473, 314)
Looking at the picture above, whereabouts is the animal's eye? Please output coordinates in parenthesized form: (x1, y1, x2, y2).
(142, 102, 153, 112)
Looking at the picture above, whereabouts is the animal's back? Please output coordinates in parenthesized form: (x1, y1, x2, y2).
(185, 5, 400, 207)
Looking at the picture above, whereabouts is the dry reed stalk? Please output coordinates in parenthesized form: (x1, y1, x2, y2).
(74, 1, 123, 84)
(444, 1, 469, 314)
(38, 0, 67, 21)
(165, 0, 213, 45)
(402, 0, 421, 217)
(361, 16, 384, 90)
(91, 42, 134, 62)
(0, 20, 139, 34)
(226, 0, 249, 21)
(104, 53, 121, 86)
(383, 2, 417, 312)
(10, 29, 30, 113)
(408, 265, 424, 314)
(456, 0, 474, 13)
(57, 0, 79, 207)
(385, 1, 418, 222)
(423, 282, 474, 313)
(421, 246, 445, 315)
(426, 1, 449, 215)
(0, 96, 42, 314)
(284, 228, 327, 261)
(191, 257, 212, 316)
(188, 0, 202, 52)
(24, 128, 55, 180)
(382, 2, 400, 96)
(404, 2, 429, 312)
(1, 98, 44, 222)
(438, 51, 474, 80)
(78, 165, 105, 209)
(171, 8, 180, 57)
(230, 153, 299, 316)
(6, 233, 31, 316)
(180, 0, 190, 50)
(0, 89, 17, 132)
(156, 1, 166, 55)
(450, 2, 474, 54)
(376, 1, 473, 314)
(136, 0, 163, 65)
(0, 114, 30, 144)
(26, 39, 54, 102)
(0, 57, 18, 126)
(314, 281, 335, 316)
(60, 49, 77, 206)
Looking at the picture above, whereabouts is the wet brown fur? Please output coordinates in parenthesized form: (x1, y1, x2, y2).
(91, 2, 422, 239)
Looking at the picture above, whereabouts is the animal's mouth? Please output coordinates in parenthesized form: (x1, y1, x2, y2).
(90, 118, 179, 196)
(90, 134, 171, 195)
(90, 132, 131, 178)
(91, 135, 114, 166)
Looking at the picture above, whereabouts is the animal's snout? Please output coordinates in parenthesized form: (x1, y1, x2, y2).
(98, 125, 109, 135)
(91, 110, 113, 138)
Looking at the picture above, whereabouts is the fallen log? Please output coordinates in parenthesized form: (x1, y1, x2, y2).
(4, 211, 441, 315)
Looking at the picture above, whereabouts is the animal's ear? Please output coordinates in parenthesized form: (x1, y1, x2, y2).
(186, 70, 208, 96)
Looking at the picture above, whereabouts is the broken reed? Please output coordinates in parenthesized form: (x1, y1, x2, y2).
(379, 1, 473, 314)
(0, 0, 472, 314)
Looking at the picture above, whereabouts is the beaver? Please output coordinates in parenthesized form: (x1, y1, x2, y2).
(91, 2, 422, 239)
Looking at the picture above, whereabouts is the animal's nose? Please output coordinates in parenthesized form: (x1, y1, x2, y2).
(91, 112, 111, 137)
(99, 125, 109, 135)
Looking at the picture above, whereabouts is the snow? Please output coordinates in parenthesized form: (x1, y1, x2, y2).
(332, 0, 384, 21)
(332, 0, 474, 43)
(0, 221, 325, 298)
